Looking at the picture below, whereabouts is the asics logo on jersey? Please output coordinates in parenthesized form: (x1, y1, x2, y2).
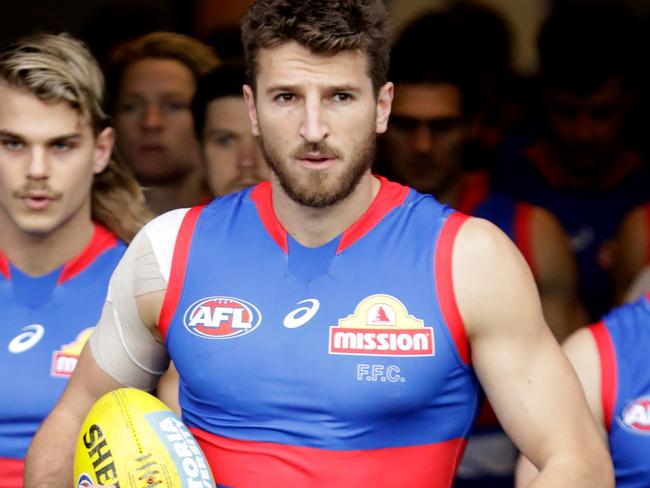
(8, 324, 45, 353)
(283, 299, 320, 329)
(619, 396, 650, 435)
(184, 296, 262, 339)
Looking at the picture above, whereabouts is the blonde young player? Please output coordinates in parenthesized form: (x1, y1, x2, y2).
(0, 33, 148, 486)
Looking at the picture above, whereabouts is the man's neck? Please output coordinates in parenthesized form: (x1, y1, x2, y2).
(0, 209, 95, 276)
(272, 172, 381, 248)
(144, 171, 207, 216)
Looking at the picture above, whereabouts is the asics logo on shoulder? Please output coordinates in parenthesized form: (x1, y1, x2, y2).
(8, 324, 45, 353)
(284, 299, 320, 329)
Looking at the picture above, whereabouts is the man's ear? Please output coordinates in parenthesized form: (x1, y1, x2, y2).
(375, 81, 394, 134)
(243, 84, 260, 136)
(93, 126, 114, 174)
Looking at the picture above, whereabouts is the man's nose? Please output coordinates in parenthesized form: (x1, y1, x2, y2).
(299, 99, 329, 143)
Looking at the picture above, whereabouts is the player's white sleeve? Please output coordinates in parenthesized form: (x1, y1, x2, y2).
(89, 209, 188, 390)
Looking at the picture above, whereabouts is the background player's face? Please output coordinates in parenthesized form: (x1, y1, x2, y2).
(114, 58, 201, 185)
(545, 76, 626, 174)
(383, 83, 465, 195)
(201, 96, 270, 196)
(0, 83, 112, 237)
(244, 41, 392, 208)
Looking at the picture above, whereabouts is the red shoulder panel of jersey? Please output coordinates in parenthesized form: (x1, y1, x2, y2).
(57, 223, 118, 284)
(251, 181, 288, 253)
(191, 427, 466, 488)
(434, 212, 471, 365)
(0, 251, 9, 280)
(0, 457, 23, 487)
(456, 171, 490, 214)
(589, 321, 618, 432)
(513, 203, 537, 278)
(158, 206, 205, 340)
(337, 176, 410, 253)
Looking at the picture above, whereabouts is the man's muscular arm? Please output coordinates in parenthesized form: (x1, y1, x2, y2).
(454, 217, 612, 486)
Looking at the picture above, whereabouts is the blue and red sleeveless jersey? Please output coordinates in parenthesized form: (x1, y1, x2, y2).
(0, 224, 126, 487)
(160, 177, 481, 488)
(589, 292, 650, 487)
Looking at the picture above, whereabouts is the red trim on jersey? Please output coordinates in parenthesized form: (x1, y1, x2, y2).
(158, 206, 204, 341)
(0, 457, 23, 487)
(589, 321, 618, 432)
(57, 223, 118, 284)
(250, 182, 288, 253)
(337, 176, 410, 253)
(455, 171, 490, 214)
(0, 251, 9, 280)
(513, 203, 537, 278)
(191, 427, 466, 488)
(645, 204, 650, 264)
(434, 212, 471, 365)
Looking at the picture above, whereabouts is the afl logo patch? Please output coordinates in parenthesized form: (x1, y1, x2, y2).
(619, 396, 650, 435)
(183, 296, 262, 339)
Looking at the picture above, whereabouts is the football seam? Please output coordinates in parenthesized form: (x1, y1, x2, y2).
(115, 389, 144, 454)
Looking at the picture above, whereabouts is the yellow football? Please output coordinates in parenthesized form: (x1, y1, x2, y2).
(73, 388, 215, 487)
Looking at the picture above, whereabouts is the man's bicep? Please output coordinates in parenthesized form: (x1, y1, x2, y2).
(453, 218, 595, 467)
(89, 228, 169, 391)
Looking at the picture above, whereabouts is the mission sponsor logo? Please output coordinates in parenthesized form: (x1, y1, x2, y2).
(329, 294, 434, 357)
(619, 396, 650, 435)
(51, 328, 94, 378)
(183, 296, 262, 339)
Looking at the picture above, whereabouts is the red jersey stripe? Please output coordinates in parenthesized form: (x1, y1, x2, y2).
(589, 321, 618, 432)
(250, 182, 288, 253)
(513, 203, 536, 278)
(158, 206, 204, 340)
(58, 223, 118, 284)
(337, 176, 410, 253)
(434, 212, 471, 365)
(0, 457, 23, 488)
(191, 427, 466, 488)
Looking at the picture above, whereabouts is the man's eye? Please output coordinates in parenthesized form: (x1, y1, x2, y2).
(214, 135, 235, 146)
(275, 93, 295, 103)
(164, 100, 189, 112)
(52, 142, 74, 151)
(2, 140, 23, 150)
(333, 93, 352, 102)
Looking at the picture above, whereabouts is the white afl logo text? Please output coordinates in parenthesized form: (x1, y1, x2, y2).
(619, 396, 650, 435)
(283, 299, 320, 329)
(183, 296, 262, 339)
(8, 324, 45, 353)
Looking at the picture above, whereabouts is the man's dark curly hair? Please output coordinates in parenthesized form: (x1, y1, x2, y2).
(241, 0, 391, 94)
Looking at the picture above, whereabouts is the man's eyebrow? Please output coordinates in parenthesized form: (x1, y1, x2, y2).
(327, 85, 361, 93)
(47, 133, 82, 142)
(0, 130, 24, 140)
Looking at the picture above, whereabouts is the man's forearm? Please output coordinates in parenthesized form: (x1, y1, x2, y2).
(24, 409, 82, 488)
(532, 450, 613, 488)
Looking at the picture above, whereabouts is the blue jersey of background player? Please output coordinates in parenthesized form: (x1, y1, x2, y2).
(0, 33, 148, 486)
(518, 292, 650, 487)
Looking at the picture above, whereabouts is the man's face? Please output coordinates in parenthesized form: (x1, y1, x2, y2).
(114, 58, 201, 185)
(0, 83, 112, 237)
(545, 76, 626, 174)
(243, 41, 392, 208)
(382, 83, 465, 195)
(201, 96, 270, 196)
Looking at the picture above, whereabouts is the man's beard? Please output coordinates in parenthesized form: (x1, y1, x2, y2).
(259, 131, 376, 208)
